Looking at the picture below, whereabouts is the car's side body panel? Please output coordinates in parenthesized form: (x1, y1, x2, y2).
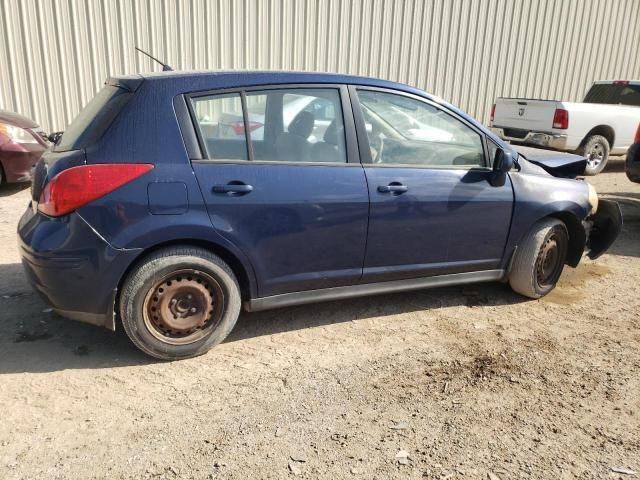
(17, 71, 606, 333)
(361, 167, 514, 282)
(191, 161, 370, 297)
(502, 168, 591, 269)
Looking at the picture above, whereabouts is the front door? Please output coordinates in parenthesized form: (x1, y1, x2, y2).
(351, 87, 514, 283)
(188, 86, 369, 297)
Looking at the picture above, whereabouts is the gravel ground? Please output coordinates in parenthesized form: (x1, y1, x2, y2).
(0, 157, 638, 480)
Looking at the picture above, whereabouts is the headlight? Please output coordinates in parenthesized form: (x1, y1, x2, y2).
(0, 122, 39, 144)
(587, 182, 598, 214)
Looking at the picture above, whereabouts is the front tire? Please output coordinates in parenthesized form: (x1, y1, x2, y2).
(509, 218, 569, 299)
(120, 246, 241, 360)
(577, 135, 610, 176)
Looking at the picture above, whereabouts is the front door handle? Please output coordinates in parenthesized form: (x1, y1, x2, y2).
(378, 183, 408, 194)
(213, 182, 253, 195)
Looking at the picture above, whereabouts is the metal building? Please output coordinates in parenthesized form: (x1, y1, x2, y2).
(1, 0, 639, 132)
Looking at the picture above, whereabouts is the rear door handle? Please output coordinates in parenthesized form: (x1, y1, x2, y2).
(378, 183, 408, 194)
(213, 182, 253, 195)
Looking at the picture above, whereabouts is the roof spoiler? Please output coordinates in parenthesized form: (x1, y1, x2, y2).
(106, 74, 144, 93)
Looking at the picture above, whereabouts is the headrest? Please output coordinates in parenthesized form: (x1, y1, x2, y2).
(323, 119, 343, 145)
(288, 111, 314, 138)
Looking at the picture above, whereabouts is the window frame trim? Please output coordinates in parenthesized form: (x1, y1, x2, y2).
(185, 83, 359, 166)
(348, 85, 491, 170)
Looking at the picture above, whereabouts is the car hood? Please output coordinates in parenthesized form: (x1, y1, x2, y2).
(517, 149, 587, 179)
(0, 109, 39, 129)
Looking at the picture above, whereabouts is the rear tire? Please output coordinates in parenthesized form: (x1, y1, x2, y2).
(119, 246, 241, 360)
(577, 135, 610, 176)
(509, 218, 569, 299)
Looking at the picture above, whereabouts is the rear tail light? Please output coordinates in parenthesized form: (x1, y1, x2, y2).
(613, 80, 629, 85)
(38, 163, 154, 217)
(490, 104, 496, 124)
(634, 123, 640, 144)
(552, 109, 569, 129)
(230, 121, 263, 136)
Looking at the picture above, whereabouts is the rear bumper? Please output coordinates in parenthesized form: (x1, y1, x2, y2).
(491, 127, 568, 150)
(625, 143, 640, 183)
(585, 199, 623, 260)
(18, 205, 140, 330)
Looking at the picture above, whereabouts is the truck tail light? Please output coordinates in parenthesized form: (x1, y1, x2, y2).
(634, 123, 640, 144)
(490, 104, 496, 124)
(38, 163, 154, 217)
(552, 109, 569, 129)
(230, 121, 263, 136)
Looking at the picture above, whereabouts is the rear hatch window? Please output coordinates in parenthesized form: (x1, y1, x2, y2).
(54, 85, 133, 152)
(583, 84, 640, 106)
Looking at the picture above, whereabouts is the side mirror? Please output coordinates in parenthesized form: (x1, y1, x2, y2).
(47, 131, 63, 145)
(491, 148, 514, 186)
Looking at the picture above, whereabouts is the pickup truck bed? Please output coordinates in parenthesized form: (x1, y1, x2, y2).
(490, 81, 640, 175)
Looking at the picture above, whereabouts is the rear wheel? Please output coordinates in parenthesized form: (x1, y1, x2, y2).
(120, 246, 241, 360)
(509, 218, 569, 298)
(577, 135, 610, 176)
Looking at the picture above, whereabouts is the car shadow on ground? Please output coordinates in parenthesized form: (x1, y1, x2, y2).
(0, 182, 30, 198)
(603, 157, 626, 173)
(600, 190, 640, 258)
(0, 260, 525, 374)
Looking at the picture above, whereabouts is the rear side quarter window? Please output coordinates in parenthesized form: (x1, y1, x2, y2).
(190, 93, 249, 160)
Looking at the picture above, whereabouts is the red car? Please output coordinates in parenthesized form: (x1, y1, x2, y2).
(0, 110, 48, 184)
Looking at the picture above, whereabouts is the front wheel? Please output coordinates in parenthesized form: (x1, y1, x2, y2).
(120, 246, 241, 360)
(577, 135, 610, 176)
(509, 218, 569, 299)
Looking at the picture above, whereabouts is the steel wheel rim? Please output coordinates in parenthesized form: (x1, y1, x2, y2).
(535, 230, 565, 288)
(586, 143, 604, 168)
(142, 269, 225, 346)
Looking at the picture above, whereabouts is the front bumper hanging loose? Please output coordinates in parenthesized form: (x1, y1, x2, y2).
(585, 199, 623, 260)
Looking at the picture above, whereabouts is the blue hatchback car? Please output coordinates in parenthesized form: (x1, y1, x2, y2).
(18, 71, 621, 360)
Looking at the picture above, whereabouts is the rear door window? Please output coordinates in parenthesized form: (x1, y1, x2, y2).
(190, 88, 347, 164)
(55, 85, 133, 152)
(247, 88, 347, 163)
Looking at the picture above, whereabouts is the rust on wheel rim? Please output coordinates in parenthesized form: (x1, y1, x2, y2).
(143, 269, 224, 345)
(535, 231, 564, 288)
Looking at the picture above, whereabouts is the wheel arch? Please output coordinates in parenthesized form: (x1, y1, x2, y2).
(509, 208, 586, 271)
(115, 238, 257, 324)
(547, 211, 585, 267)
(581, 125, 615, 148)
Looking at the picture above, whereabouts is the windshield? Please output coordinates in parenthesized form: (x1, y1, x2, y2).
(55, 85, 133, 152)
(583, 83, 640, 106)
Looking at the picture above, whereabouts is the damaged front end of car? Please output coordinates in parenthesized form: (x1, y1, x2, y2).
(516, 149, 623, 260)
(584, 198, 623, 259)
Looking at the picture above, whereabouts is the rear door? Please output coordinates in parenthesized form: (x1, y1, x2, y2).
(351, 87, 514, 283)
(188, 85, 369, 297)
(494, 98, 559, 133)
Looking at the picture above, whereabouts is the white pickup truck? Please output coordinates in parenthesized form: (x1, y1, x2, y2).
(490, 80, 640, 175)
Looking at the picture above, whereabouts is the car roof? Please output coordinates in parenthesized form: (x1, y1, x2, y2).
(107, 69, 512, 155)
(113, 70, 431, 99)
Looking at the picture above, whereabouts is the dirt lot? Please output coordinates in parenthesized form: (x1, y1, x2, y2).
(0, 158, 638, 480)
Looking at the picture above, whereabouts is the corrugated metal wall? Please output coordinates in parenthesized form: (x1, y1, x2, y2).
(1, 0, 639, 132)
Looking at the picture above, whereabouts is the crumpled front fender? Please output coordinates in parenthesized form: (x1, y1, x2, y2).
(586, 199, 623, 260)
